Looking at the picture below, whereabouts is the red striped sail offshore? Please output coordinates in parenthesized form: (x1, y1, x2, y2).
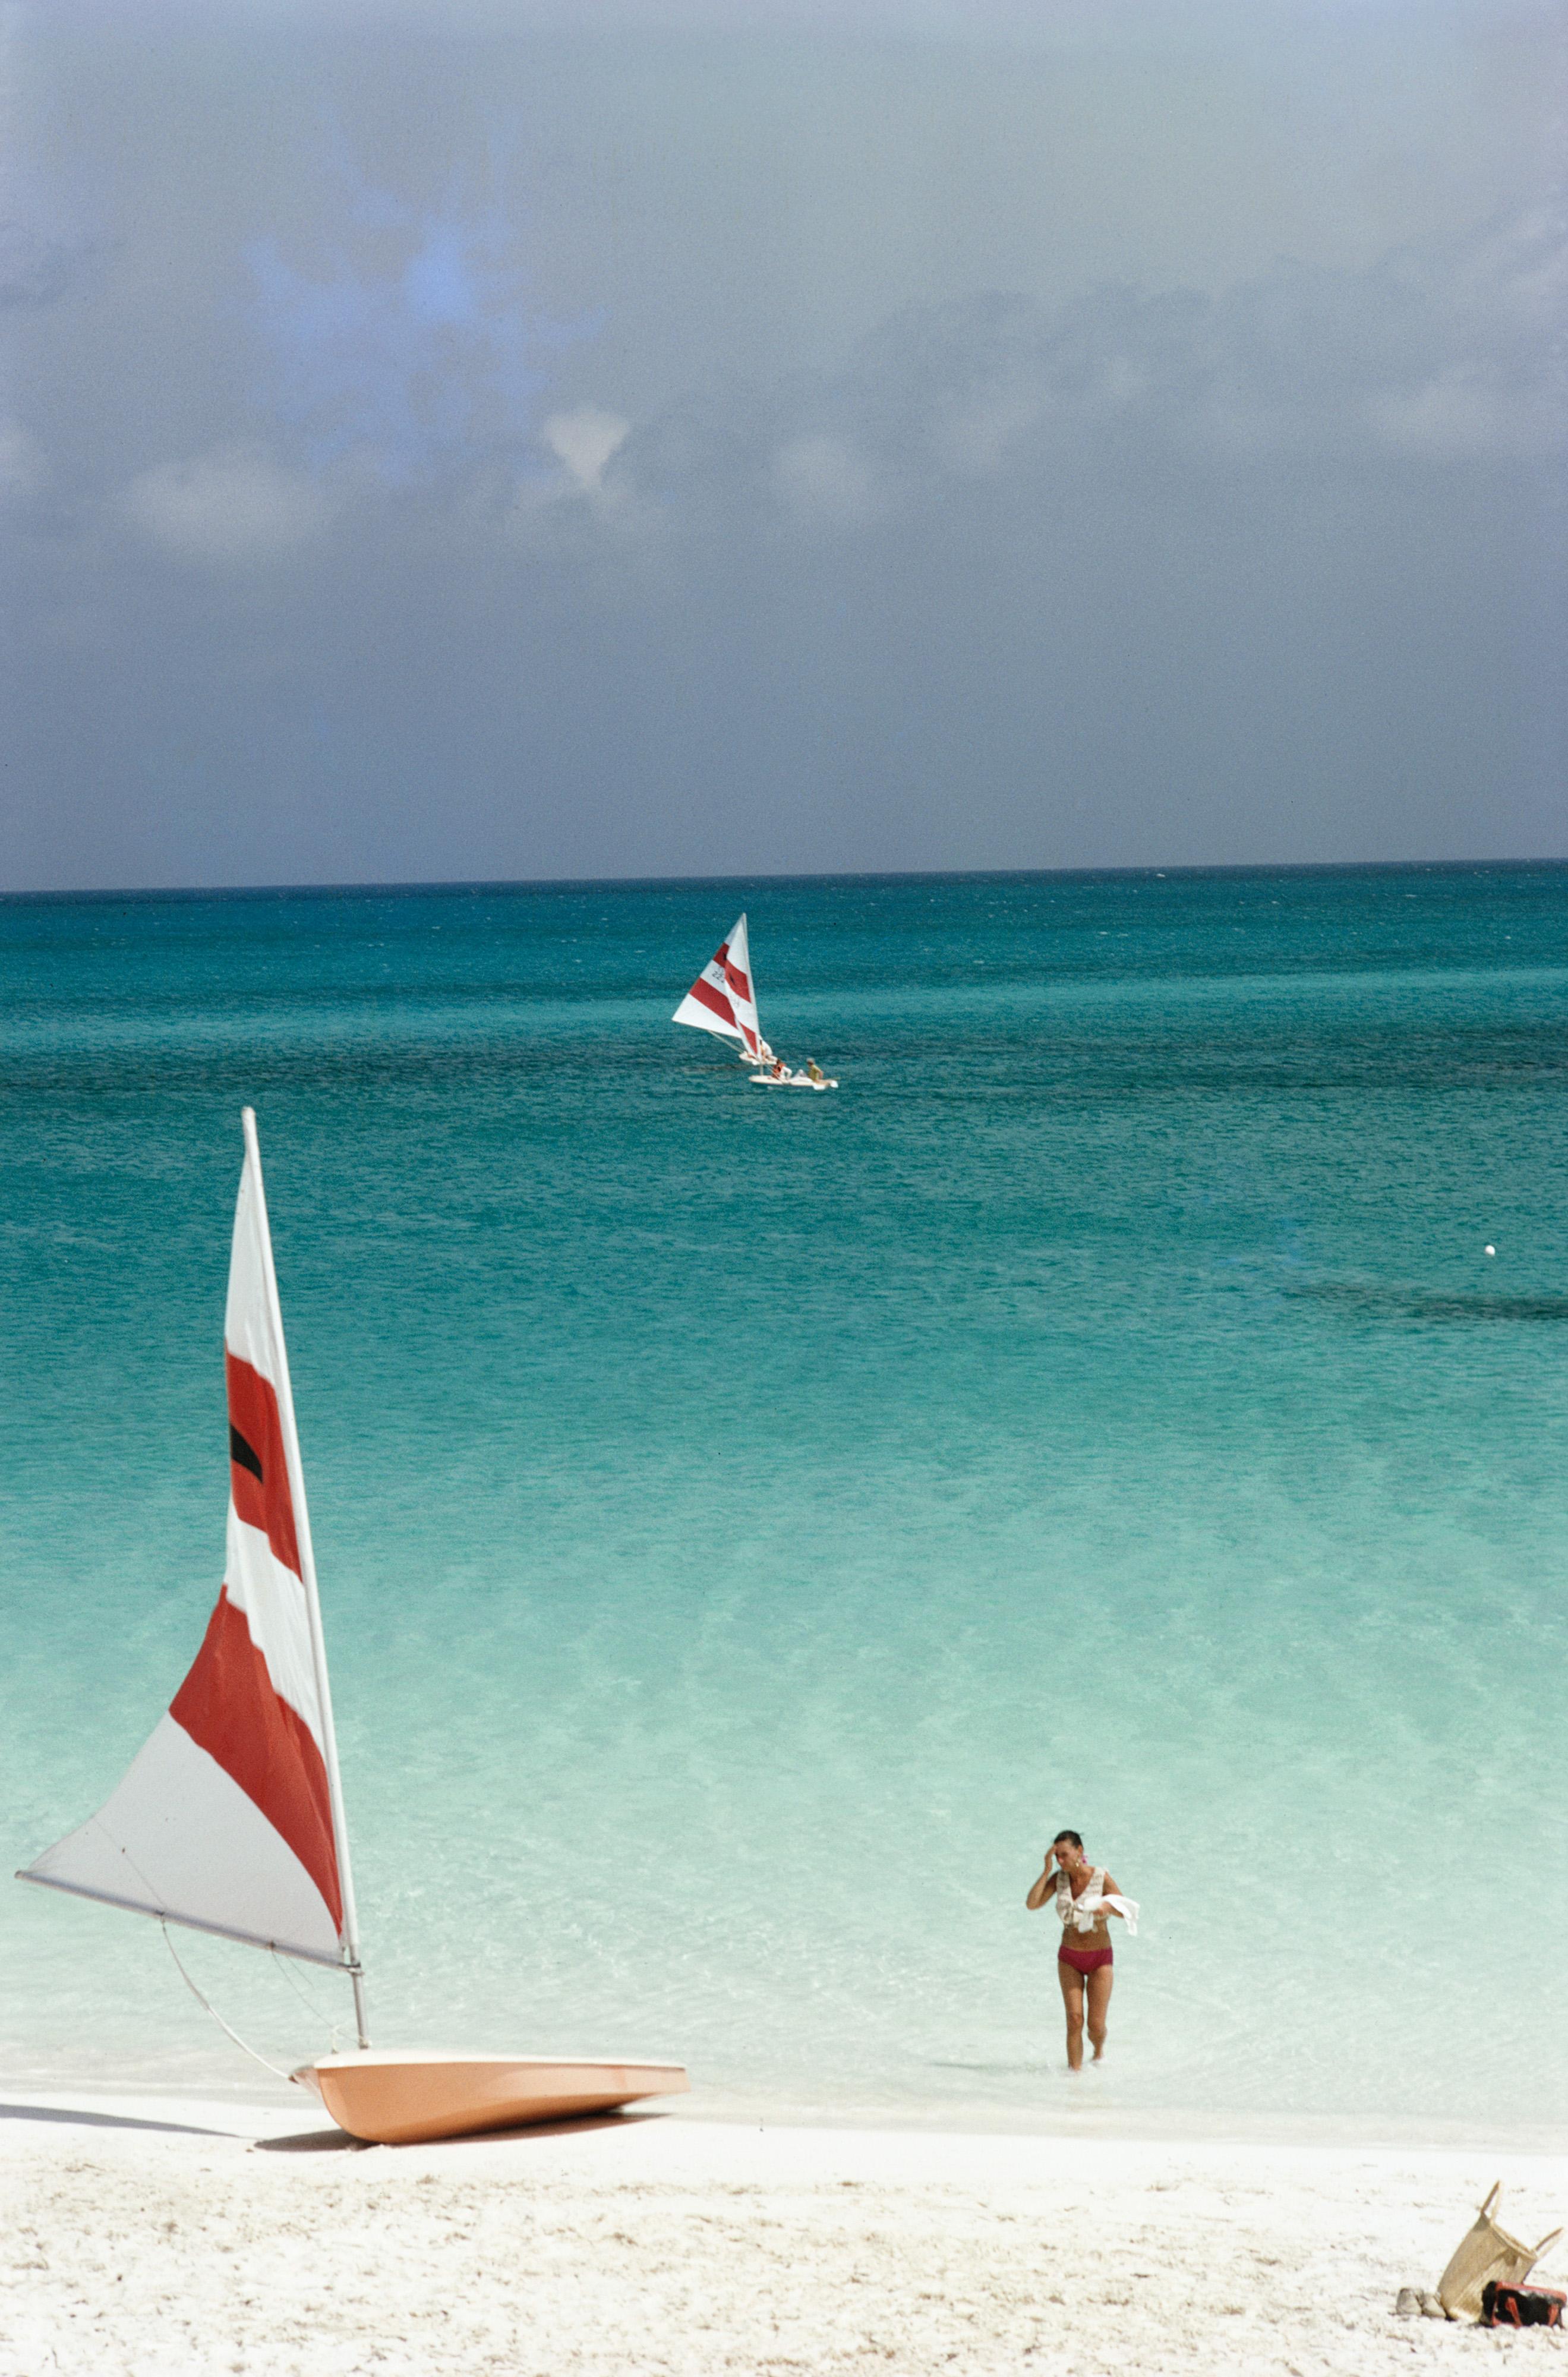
(20, 1112, 362, 1985)
(671, 912, 772, 1064)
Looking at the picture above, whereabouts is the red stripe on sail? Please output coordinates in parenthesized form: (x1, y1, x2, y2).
(688, 977, 738, 1027)
(723, 961, 752, 1004)
(226, 1352, 301, 1580)
(169, 1587, 342, 1933)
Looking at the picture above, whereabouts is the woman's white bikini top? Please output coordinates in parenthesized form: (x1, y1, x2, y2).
(1056, 1867, 1108, 1933)
(1055, 1867, 1140, 1936)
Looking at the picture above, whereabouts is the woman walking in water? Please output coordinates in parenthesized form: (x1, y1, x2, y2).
(1026, 1831, 1132, 2070)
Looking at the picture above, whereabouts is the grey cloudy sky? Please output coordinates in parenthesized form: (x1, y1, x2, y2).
(2, 0, 1563, 888)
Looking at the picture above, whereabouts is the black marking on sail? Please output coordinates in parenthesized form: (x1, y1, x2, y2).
(229, 1423, 264, 1481)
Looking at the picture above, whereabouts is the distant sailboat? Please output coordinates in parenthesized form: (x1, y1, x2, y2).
(17, 1111, 687, 2145)
(672, 912, 771, 1064)
(672, 913, 837, 1089)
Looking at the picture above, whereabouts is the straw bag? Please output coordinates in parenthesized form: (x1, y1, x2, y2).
(1436, 2186, 1562, 2321)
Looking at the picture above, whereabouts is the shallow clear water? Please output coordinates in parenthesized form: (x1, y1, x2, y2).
(3, 866, 1566, 2132)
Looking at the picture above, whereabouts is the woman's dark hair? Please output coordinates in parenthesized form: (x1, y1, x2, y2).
(1053, 1829, 1084, 1850)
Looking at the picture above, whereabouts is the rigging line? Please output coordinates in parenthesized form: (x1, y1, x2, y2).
(269, 1944, 344, 2051)
(160, 1921, 293, 2083)
(96, 1823, 302, 2075)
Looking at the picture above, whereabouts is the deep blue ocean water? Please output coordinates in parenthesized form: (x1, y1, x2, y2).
(3, 866, 1566, 2134)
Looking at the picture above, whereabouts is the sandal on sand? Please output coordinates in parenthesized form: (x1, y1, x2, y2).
(1395, 2288, 1421, 2318)
(1420, 2292, 1448, 2319)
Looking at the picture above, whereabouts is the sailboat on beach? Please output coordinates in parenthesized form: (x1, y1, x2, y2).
(672, 913, 837, 1088)
(17, 1110, 687, 2145)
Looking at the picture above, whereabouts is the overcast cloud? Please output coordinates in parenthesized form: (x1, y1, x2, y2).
(2, 1, 1562, 888)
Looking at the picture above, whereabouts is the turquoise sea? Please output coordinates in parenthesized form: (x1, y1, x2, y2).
(2, 866, 1566, 2137)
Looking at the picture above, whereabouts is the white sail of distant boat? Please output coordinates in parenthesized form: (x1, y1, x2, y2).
(672, 913, 837, 1088)
(18, 1111, 687, 2145)
(671, 912, 771, 1064)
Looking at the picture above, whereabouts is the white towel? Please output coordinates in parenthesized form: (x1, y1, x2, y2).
(1072, 1891, 1139, 1937)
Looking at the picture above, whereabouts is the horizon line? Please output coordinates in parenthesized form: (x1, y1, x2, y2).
(4, 853, 1568, 907)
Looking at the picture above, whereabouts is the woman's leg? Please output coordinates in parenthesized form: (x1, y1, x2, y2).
(1086, 1962, 1114, 2061)
(1056, 1959, 1086, 2071)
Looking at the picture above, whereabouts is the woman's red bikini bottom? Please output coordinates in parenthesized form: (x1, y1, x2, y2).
(1058, 1945, 1113, 1975)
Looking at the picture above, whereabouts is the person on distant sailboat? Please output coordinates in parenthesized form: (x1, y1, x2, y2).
(1025, 1831, 1138, 2072)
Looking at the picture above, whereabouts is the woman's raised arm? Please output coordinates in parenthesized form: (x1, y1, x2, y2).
(1025, 1853, 1058, 1912)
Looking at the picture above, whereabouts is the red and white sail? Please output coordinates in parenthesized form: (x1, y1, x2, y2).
(671, 912, 770, 1062)
(20, 1114, 356, 1971)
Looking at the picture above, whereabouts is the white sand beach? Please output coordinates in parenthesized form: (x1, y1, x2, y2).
(4, 2094, 1564, 2375)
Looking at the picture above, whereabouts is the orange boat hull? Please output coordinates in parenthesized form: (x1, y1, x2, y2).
(293, 2050, 689, 2145)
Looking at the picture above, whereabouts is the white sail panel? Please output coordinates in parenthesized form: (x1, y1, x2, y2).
(18, 1118, 348, 1963)
(223, 1503, 321, 1741)
(672, 912, 768, 1060)
(23, 1714, 344, 1965)
(226, 1146, 294, 1400)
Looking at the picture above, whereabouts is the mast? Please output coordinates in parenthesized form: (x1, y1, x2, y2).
(742, 915, 762, 1061)
(241, 1108, 370, 2048)
(746, 924, 765, 1063)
